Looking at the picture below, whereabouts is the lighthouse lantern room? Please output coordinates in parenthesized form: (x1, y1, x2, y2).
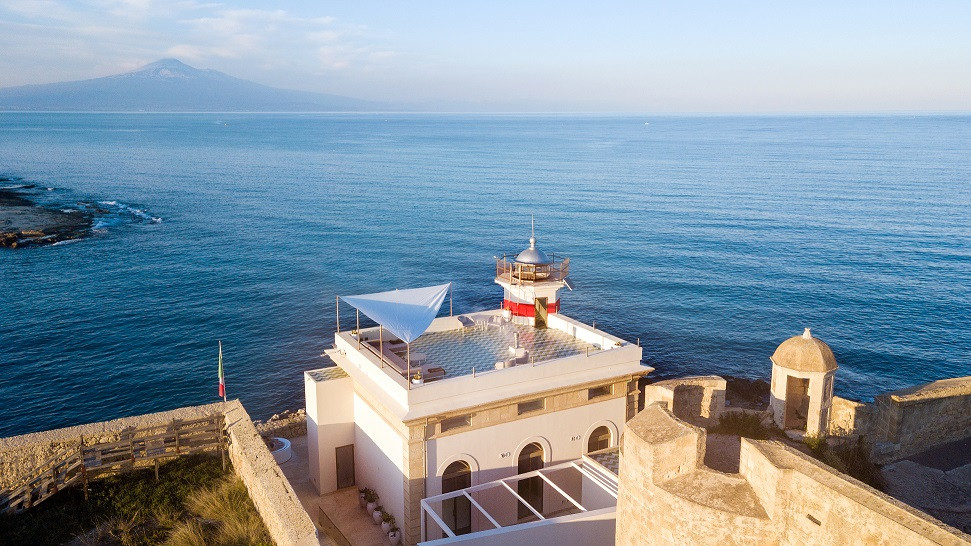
(494, 224, 571, 328)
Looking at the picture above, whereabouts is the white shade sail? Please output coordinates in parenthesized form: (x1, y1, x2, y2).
(341, 283, 451, 343)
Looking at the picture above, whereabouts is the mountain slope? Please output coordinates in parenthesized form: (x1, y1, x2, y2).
(0, 59, 377, 112)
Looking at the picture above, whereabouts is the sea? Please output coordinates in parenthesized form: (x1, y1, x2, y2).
(1, 113, 968, 438)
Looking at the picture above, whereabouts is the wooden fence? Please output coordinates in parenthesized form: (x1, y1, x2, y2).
(0, 414, 226, 514)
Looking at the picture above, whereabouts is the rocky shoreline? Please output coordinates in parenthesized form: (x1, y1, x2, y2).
(0, 185, 93, 248)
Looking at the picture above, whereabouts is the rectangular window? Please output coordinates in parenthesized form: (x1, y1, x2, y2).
(518, 398, 545, 415)
(440, 415, 471, 433)
(588, 385, 612, 400)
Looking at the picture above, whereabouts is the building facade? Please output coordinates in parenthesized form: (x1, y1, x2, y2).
(305, 236, 650, 545)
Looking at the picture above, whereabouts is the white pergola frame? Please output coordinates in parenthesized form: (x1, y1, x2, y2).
(419, 455, 618, 542)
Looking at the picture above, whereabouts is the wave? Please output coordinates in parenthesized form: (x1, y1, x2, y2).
(80, 200, 163, 235)
(98, 200, 162, 223)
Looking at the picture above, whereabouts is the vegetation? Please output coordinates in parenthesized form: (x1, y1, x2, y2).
(363, 488, 378, 503)
(711, 411, 774, 440)
(0, 454, 271, 546)
(804, 434, 885, 491)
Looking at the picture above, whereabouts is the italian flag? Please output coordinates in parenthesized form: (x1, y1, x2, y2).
(218, 340, 226, 399)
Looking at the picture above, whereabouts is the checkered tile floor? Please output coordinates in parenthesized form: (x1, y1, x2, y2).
(588, 447, 620, 475)
(407, 322, 600, 378)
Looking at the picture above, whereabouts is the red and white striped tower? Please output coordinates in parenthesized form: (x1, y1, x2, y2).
(494, 222, 571, 328)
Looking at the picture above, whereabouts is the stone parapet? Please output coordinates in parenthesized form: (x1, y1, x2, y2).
(225, 400, 318, 546)
(870, 376, 971, 463)
(642, 376, 726, 426)
(827, 396, 872, 436)
(616, 402, 970, 545)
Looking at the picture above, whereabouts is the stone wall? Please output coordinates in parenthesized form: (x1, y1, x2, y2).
(615, 404, 774, 545)
(615, 403, 970, 545)
(869, 376, 971, 463)
(0, 401, 318, 546)
(0, 401, 226, 490)
(224, 400, 318, 546)
(642, 376, 726, 426)
(827, 395, 872, 436)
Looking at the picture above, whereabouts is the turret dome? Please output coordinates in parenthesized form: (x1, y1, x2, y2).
(515, 236, 552, 265)
(770, 328, 837, 373)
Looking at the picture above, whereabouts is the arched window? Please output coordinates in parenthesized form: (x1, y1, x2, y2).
(517, 443, 544, 519)
(442, 461, 471, 535)
(587, 426, 611, 453)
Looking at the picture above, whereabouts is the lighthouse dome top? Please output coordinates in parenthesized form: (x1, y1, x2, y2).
(515, 236, 553, 265)
(770, 328, 837, 373)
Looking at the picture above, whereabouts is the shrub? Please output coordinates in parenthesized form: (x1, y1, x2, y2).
(712, 411, 770, 440)
(830, 436, 885, 490)
(803, 434, 826, 454)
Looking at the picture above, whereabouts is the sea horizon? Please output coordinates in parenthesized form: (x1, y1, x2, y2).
(1, 112, 968, 438)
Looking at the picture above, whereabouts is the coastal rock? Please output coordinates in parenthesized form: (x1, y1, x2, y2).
(254, 408, 307, 439)
(0, 188, 92, 248)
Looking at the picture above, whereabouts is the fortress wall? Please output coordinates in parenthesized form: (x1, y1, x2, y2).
(616, 405, 774, 545)
(827, 396, 872, 436)
(224, 400, 318, 546)
(871, 376, 971, 462)
(0, 401, 225, 490)
(617, 403, 970, 545)
(740, 440, 969, 545)
(642, 376, 726, 426)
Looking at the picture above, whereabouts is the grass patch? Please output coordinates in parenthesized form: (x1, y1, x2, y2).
(711, 411, 772, 440)
(0, 454, 271, 546)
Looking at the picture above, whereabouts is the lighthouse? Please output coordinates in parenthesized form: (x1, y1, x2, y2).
(494, 223, 571, 328)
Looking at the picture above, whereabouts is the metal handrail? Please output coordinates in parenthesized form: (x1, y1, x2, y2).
(495, 255, 570, 284)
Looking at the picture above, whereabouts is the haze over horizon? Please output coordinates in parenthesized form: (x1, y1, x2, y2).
(2, 1, 970, 113)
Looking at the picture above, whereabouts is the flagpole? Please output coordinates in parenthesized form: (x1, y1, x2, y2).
(218, 340, 226, 403)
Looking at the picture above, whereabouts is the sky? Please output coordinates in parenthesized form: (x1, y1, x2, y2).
(1, 1, 969, 112)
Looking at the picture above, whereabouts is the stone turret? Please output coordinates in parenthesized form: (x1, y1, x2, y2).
(769, 328, 838, 437)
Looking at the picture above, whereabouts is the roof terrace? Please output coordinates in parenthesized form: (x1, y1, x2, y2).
(344, 309, 630, 383)
(320, 309, 647, 419)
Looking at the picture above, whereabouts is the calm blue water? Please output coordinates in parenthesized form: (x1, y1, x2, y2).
(1, 113, 969, 437)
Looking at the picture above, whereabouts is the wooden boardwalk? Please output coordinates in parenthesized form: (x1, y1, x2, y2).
(0, 414, 226, 514)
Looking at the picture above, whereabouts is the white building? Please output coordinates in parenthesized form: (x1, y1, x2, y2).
(305, 234, 650, 545)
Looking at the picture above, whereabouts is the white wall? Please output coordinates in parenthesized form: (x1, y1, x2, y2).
(354, 392, 407, 527)
(425, 397, 625, 532)
(305, 373, 354, 494)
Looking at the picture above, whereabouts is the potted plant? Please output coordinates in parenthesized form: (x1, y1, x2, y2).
(365, 489, 379, 514)
(388, 526, 402, 546)
(372, 505, 384, 525)
(381, 512, 395, 534)
(358, 487, 367, 507)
